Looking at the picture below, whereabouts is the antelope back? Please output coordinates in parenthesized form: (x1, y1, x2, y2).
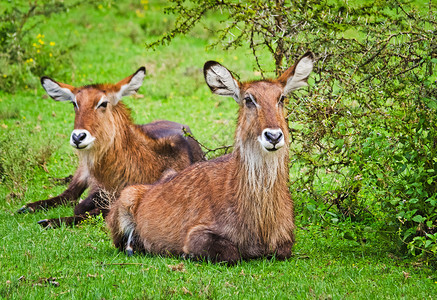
(40, 67, 146, 151)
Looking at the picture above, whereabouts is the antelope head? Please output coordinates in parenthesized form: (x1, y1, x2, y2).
(40, 67, 146, 151)
(204, 52, 314, 153)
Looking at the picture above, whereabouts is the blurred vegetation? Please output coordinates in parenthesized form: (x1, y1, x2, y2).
(0, 130, 56, 200)
(0, 0, 98, 92)
(150, 0, 437, 262)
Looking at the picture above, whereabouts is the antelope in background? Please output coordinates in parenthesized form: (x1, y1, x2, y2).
(18, 67, 204, 227)
(107, 52, 315, 263)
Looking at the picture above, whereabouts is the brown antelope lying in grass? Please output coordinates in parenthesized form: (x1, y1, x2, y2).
(107, 52, 314, 263)
(18, 67, 204, 227)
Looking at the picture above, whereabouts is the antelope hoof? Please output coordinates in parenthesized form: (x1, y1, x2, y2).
(126, 249, 134, 257)
(17, 205, 34, 214)
(37, 219, 53, 228)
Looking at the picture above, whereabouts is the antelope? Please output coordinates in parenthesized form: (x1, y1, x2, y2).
(106, 52, 314, 263)
(18, 67, 204, 227)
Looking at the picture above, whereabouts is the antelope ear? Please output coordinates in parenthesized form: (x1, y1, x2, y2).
(204, 61, 240, 103)
(41, 77, 76, 102)
(279, 52, 314, 95)
(112, 66, 146, 104)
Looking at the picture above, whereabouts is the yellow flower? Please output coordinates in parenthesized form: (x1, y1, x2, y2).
(32, 43, 37, 47)
(135, 9, 144, 18)
(37, 49, 40, 53)
(50, 42, 55, 46)
(38, 39, 44, 45)
(37, 34, 42, 39)
(2, 74, 6, 78)
(49, 53, 52, 57)
(26, 58, 34, 63)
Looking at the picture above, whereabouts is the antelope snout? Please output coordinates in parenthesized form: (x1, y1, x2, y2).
(259, 129, 285, 152)
(70, 129, 95, 150)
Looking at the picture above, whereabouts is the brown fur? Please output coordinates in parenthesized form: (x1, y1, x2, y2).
(107, 54, 314, 263)
(73, 92, 195, 195)
(20, 68, 204, 227)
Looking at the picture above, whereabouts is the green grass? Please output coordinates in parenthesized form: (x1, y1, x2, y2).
(1, 0, 436, 298)
(1, 214, 436, 298)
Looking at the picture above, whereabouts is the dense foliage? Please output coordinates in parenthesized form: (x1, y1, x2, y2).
(150, 0, 437, 261)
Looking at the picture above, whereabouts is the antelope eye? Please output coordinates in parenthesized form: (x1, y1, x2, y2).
(279, 95, 286, 105)
(98, 101, 108, 109)
(244, 95, 256, 108)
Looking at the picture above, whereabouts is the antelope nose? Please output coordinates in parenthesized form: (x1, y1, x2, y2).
(264, 131, 283, 145)
(72, 132, 86, 146)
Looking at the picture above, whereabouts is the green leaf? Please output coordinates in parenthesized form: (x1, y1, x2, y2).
(405, 209, 418, 219)
(426, 100, 437, 110)
(409, 198, 419, 204)
(335, 139, 344, 148)
(326, 211, 337, 217)
(403, 229, 414, 241)
(426, 233, 437, 242)
(306, 204, 316, 212)
(390, 198, 400, 205)
(393, 155, 403, 161)
(343, 231, 355, 240)
(412, 215, 426, 223)
(425, 198, 437, 206)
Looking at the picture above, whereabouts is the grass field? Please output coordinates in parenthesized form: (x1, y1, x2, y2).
(1, 1, 436, 298)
